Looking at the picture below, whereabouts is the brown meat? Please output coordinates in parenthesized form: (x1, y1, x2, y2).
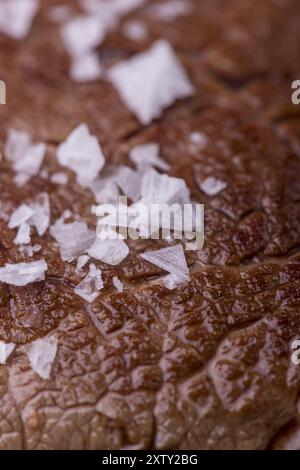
(0, 0, 300, 450)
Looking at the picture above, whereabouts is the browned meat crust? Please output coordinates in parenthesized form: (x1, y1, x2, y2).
(0, 0, 299, 450)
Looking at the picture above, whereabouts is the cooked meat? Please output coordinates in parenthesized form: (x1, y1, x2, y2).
(0, 0, 299, 450)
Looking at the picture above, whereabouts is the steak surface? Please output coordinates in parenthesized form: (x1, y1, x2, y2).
(0, 0, 300, 450)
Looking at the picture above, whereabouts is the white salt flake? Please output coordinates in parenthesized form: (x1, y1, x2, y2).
(50, 219, 96, 261)
(88, 237, 129, 266)
(28, 192, 50, 236)
(74, 263, 103, 302)
(0, 259, 47, 286)
(88, 177, 120, 203)
(5, 129, 46, 184)
(27, 335, 57, 380)
(50, 172, 68, 185)
(0, 342, 15, 364)
(116, 166, 141, 202)
(199, 176, 227, 196)
(141, 244, 189, 281)
(76, 255, 90, 272)
(57, 124, 105, 184)
(141, 168, 190, 204)
(189, 131, 208, 147)
(129, 143, 170, 172)
(70, 52, 102, 82)
(9, 204, 34, 229)
(148, 0, 193, 21)
(108, 39, 194, 125)
(0, 0, 39, 39)
(61, 15, 105, 58)
(19, 244, 41, 257)
(123, 20, 147, 41)
(14, 222, 31, 245)
(112, 276, 123, 292)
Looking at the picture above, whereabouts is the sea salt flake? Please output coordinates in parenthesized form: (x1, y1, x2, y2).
(70, 52, 102, 82)
(199, 176, 227, 196)
(141, 168, 190, 204)
(112, 276, 123, 292)
(81, 0, 145, 18)
(88, 177, 120, 203)
(0, 259, 47, 286)
(148, 0, 193, 21)
(116, 166, 141, 202)
(19, 244, 41, 257)
(74, 263, 104, 302)
(28, 192, 50, 236)
(189, 131, 208, 147)
(0, 342, 15, 364)
(48, 4, 74, 23)
(14, 222, 31, 245)
(57, 123, 105, 184)
(76, 255, 90, 272)
(27, 335, 57, 380)
(123, 20, 147, 41)
(141, 244, 189, 280)
(0, 0, 39, 39)
(9, 204, 34, 229)
(108, 39, 194, 125)
(4, 129, 46, 183)
(129, 143, 170, 172)
(88, 237, 129, 266)
(50, 219, 96, 261)
(50, 172, 68, 185)
(61, 15, 105, 58)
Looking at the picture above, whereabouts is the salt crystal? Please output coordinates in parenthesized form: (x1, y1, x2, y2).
(14, 173, 31, 187)
(70, 51, 102, 82)
(50, 172, 68, 185)
(50, 219, 95, 261)
(199, 176, 227, 196)
(14, 222, 31, 245)
(141, 244, 189, 280)
(0, 259, 47, 286)
(148, 0, 192, 21)
(0, 342, 15, 364)
(0, 0, 39, 39)
(9, 204, 34, 229)
(116, 166, 141, 202)
(112, 276, 123, 292)
(88, 237, 129, 266)
(141, 168, 190, 204)
(129, 143, 170, 172)
(61, 15, 105, 58)
(28, 192, 50, 236)
(74, 263, 103, 302)
(108, 40, 194, 125)
(76, 255, 90, 271)
(123, 20, 147, 41)
(88, 177, 120, 203)
(5, 129, 46, 183)
(57, 124, 105, 184)
(27, 335, 57, 380)
(19, 244, 41, 257)
(189, 131, 208, 147)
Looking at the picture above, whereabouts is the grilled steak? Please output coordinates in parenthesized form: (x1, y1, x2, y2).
(0, 0, 299, 450)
